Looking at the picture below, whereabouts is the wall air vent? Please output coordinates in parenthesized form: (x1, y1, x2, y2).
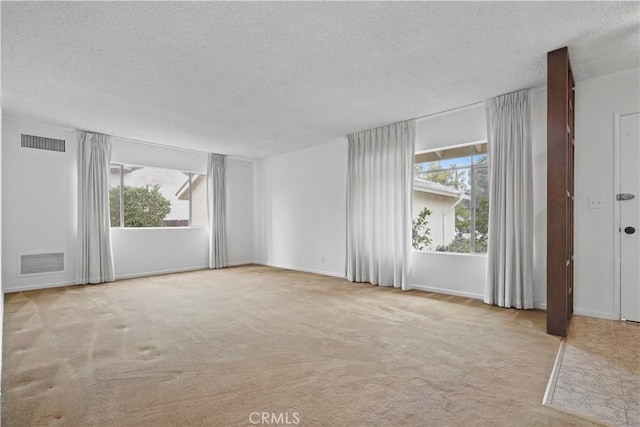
(21, 134, 66, 152)
(20, 253, 64, 276)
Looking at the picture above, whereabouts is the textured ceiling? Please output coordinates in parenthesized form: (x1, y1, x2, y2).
(2, 1, 639, 159)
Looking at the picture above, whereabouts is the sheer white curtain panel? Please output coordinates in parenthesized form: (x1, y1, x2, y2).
(346, 120, 415, 290)
(78, 131, 115, 284)
(484, 89, 534, 309)
(208, 153, 228, 269)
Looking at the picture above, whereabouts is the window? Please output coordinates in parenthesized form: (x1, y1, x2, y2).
(109, 163, 206, 228)
(412, 143, 489, 254)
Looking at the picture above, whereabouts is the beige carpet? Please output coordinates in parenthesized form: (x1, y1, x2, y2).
(3, 265, 598, 426)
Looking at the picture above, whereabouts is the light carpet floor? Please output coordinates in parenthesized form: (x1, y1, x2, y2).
(3, 265, 599, 426)
(549, 316, 639, 426)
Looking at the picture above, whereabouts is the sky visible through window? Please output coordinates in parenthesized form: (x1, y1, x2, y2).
(417, 154, 486, 172)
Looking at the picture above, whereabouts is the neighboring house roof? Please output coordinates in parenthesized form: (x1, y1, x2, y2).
(413, 177, 468, 199)
(176, 174, 204, 200)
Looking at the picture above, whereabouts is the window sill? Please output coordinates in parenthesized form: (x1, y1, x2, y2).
(110, 226, 207, 230)
(411, 249, 487, 257)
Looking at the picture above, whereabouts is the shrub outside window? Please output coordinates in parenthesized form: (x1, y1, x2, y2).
(109, 163, 206, 228)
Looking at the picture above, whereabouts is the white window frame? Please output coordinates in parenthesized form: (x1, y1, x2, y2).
(414, 141, 489, 254)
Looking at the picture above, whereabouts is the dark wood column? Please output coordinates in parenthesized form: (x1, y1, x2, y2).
(547, 46, 575, 337)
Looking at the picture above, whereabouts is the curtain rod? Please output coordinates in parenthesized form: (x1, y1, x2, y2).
(410, 100, 485, 122)
(352, 84, 548, 134)
(107, 133, 208, 155)
(410, 85, 546, 123)
(98, 131, 257, 162)
(105, 134, 254, 163)
(346, 100, 484, 136)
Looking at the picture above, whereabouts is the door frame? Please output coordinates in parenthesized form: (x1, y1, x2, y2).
(613, 110, 640, 321)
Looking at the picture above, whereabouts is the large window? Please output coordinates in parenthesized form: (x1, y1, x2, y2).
(412, 143, 488, 254)
(110, 163, 206, 228)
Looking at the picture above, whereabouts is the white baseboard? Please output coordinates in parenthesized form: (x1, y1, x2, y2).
(574, 308, 619, 320)
(3, 279, 78, 293)
(535, 301, 547, 310)
(3, 263, 254, 293)
(228, 260, 254, 267)
(255, 262, 345, 279)
(411, 284, 483, 300)
(532, 301, 619, 321)
(5, 265, 622, 323)
(115, 265, 209, 280)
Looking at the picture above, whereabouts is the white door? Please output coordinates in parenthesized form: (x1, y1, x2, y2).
(620, 112, 640, 322)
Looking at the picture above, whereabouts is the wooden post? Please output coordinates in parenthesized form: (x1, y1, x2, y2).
(547, 47, 575, 337)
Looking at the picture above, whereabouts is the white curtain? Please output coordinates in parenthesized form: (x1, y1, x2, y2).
(78, 131, 115, 284)
(346, 120, 415, 290)
(207, 153, 228, 269)
(484, 89, 534, 309)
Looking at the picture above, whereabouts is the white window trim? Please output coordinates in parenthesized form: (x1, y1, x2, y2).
(413, 141, 489, 254)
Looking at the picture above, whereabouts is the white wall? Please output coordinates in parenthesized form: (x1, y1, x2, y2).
(111, 227, 209, 279)
(2, 119, 78, 292)
(416, 104, 486, 152)
(111, 137, 207, 172)
(253, 139, 347, 277)
(526, 67, 640, 318)
(573, 67, 640, 319)
(226, 158, 254, 266)
(412, 252, 487, 298)
(2, 118, 254, 290)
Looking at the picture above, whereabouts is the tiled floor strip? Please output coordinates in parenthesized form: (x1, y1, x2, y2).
(546, 316, 640, 427)
(542, 338, 566, 405)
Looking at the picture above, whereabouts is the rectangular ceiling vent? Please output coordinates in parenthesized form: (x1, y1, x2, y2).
(20, 253, 64, 276)
(21, 134, 66, 152)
